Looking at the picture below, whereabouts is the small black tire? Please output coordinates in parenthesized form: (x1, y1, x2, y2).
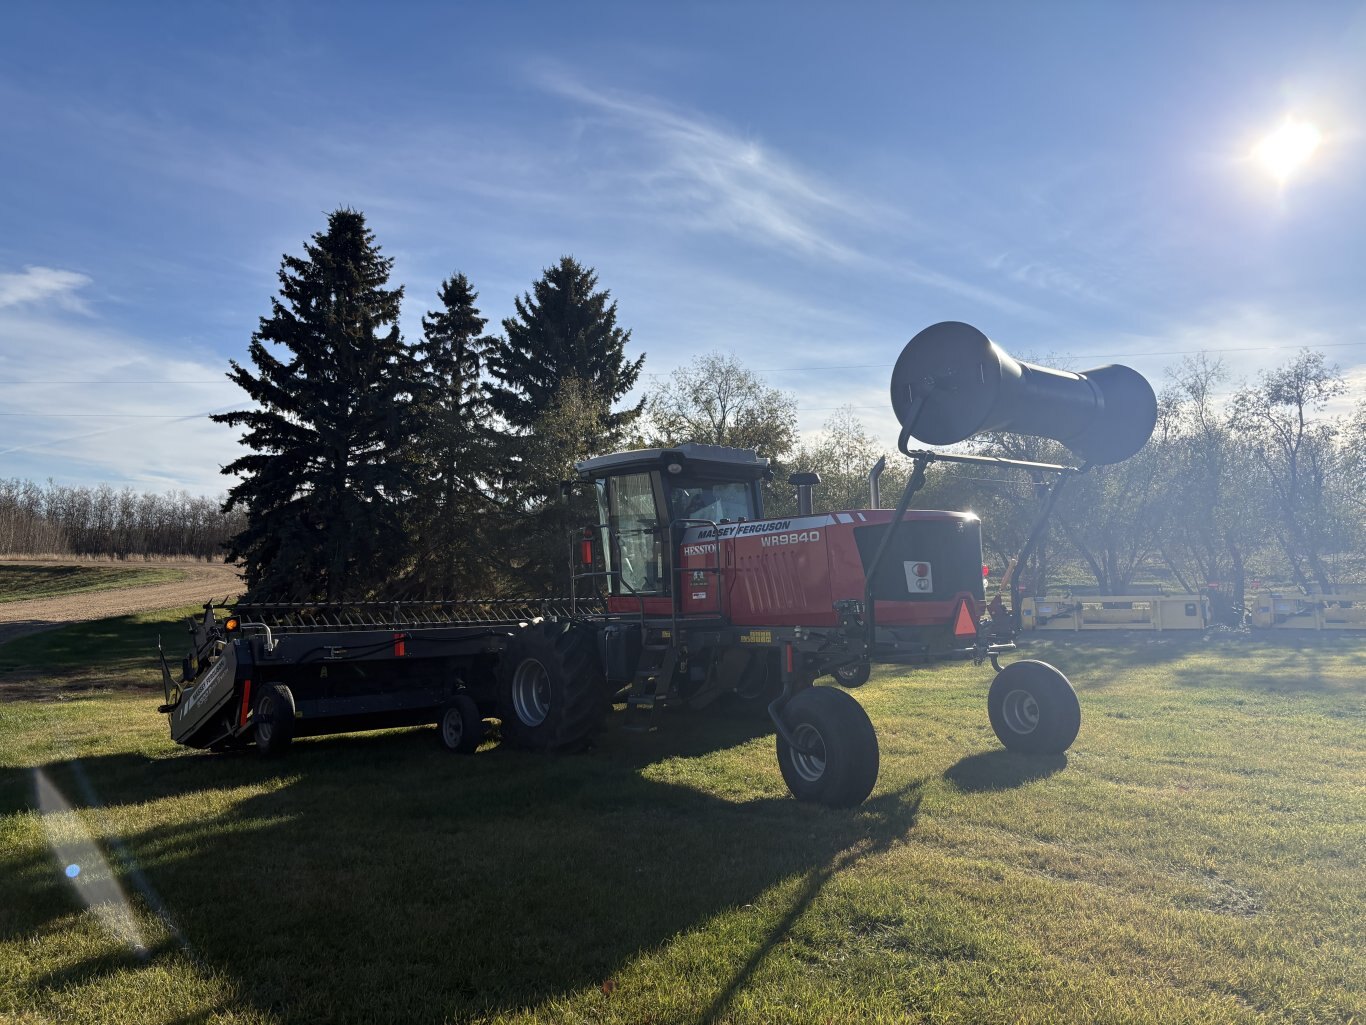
(832, 660, 871, 688)
(497, 622, 607, 752)
(439, 693, 484, 754)
(987, 660, 1080, 755)
(719, 650, 782, 719)
(253, 682, 295, 756)
(776, 686, 879, 807)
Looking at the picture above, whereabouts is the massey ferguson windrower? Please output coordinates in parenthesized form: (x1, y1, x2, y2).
(160, 322, 1157, 808)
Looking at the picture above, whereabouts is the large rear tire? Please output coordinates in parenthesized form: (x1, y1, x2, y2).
(776, 687, 879, 807)
(498, 622, 607, 752)
(987, 660, 1080, 754)
(253, 682, 295, 756)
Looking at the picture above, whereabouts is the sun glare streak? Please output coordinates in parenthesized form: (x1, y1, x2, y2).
(34, 767, 149, 958)
(1252, 117, 1322, 184)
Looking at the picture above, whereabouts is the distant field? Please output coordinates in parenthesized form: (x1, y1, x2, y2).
(1, 615, 1362, 1025)
(0, 564, 186, 604)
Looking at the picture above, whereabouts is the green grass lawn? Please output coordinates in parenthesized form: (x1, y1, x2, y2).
(0, 564, 186, 604)
(1, 615, 1362, 1024)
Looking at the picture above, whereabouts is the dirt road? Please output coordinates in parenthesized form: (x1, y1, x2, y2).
(0, 561, 242, 647)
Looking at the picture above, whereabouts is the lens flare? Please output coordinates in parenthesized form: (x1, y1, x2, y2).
(1252, 117, 1322, 184)
(34, 768, 148, 958)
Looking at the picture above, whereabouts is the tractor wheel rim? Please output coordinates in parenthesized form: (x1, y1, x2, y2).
(1002, 689, 1040, 734)
(512, 659, 552, 727)
(442, 708, 463, 747)
(257, 696, 273, 742)
(790, 722, 827, 782)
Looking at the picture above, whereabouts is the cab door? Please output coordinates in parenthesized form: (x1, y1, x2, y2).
(600, 471, 674, 615)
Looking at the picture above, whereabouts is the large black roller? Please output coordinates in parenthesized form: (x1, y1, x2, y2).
(890, 321, 1157, 465)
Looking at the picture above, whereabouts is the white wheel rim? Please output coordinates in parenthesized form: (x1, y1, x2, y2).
(790, 722, 827, 782)
(256, 695, 274, 743)
(442, 708, 464, 747)
(512, 659, 552, 727)
(1002, 689, 1040, 734)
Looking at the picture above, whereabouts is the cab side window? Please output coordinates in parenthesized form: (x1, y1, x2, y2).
(610, 473, 663, 593)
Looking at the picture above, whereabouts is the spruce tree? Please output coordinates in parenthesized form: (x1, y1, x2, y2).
(487, 256, 645, 448)
(213, 208, 420, 601)
(486, 257, 644, 593)
(408, 273, 496, 595)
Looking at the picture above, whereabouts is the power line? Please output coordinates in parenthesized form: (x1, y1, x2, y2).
(0, 412, 222, 418)
(751, 339, 1366, 372)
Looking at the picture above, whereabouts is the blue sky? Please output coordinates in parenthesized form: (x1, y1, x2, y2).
(2, 2, 1363, 494)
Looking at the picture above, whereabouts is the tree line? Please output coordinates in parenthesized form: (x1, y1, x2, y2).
(0, 478, 245, 560)
(7, 205, 1360, 610)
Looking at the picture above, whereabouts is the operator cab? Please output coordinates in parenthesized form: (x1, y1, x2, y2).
(575, 443, 772, 597)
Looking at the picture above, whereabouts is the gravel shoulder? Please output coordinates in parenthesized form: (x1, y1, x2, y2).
(0, 560, 242, 647)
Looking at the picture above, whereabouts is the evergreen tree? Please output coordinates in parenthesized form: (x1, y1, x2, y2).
(213, 208, 420, 601)
(408, 273, 497, 595)
(487, 256, 645, 449)
(485, 257, 644, 593)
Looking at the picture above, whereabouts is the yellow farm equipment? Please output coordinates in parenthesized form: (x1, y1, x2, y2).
(1021, 595, 1210, 632)
(1250, 593, 1366, 630)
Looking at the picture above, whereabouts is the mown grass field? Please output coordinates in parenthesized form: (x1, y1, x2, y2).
(1, 613, 1362, 1024)
(0, 564, 186, 605)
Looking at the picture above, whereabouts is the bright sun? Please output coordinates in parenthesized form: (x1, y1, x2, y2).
(1252, 117, 1322, 184)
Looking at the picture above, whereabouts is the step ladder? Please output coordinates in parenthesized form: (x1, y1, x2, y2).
(623, 641, 678, 732)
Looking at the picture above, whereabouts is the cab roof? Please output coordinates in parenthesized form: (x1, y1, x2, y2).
(575, 443, 772, 482)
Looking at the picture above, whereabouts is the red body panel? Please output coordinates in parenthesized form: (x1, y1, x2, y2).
(607, 509, 983, 628)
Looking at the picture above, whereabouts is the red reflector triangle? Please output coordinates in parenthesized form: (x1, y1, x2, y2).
(952, 601, 978, 638)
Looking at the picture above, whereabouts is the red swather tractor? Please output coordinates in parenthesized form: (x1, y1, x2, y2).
(162, 322, 1156, 807)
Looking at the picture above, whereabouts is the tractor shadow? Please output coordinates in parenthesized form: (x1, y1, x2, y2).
(6, 712, 924, 1023)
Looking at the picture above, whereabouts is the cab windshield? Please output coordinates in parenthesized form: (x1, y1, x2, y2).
(668, 481, 755, 525)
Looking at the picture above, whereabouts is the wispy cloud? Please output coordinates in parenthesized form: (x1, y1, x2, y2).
(539, 69, 868, 263)
(535, 69, 1044, 319)
(0, 266, 92, 312)
(0, 295, 243, 493)
(987, 251, 1112, 305)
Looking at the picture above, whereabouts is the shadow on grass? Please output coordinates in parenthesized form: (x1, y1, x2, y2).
(4, 710, 925, 1024)
(0, 607, 201, 676)
(1017, 633, 1366, 694)
(943, 750, 1067, 793)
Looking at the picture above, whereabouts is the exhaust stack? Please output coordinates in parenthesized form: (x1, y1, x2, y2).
(789, 472, 821, 516)
(868, 455, 887, 509)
